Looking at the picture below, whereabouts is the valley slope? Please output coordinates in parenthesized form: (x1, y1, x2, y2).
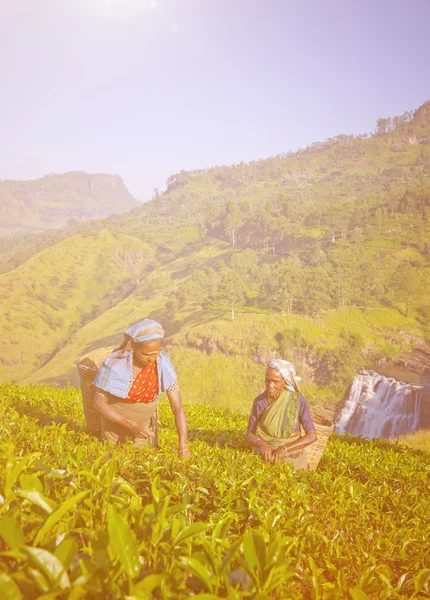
(1, 102, 430, 416)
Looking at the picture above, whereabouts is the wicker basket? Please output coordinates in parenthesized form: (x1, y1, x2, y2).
(301, 410, 334, 471)
(76, 346, 116, 437)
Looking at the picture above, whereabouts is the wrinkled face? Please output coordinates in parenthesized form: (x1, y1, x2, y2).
(133, 338, 163, 367)
(265, 368, 285, 401)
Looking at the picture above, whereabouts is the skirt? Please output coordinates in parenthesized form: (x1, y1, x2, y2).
(101, 396, 159, 447)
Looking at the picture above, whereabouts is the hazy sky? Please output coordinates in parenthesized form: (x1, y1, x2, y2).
(1, 0, 429, 200)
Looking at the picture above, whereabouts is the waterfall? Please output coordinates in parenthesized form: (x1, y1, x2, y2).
(336, 369, 430, 438)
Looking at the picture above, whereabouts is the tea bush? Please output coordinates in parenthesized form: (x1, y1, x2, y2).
(0, 383, 429, 599)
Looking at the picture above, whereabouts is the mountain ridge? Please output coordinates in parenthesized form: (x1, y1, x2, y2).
(0, 171, 140, 234)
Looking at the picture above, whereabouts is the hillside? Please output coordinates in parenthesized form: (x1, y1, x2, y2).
(2, 102, 430, 273)
(1, 101, 430, 416)
(14, 226, 424, 412)
(0, 383, 429, 599)
(0, 230, 155, 381)
(0, 171, 140, 234)
(104, 101, 430, 239)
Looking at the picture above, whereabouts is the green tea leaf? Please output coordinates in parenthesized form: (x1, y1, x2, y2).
(174, 523, 208, 545)
(0, 573, 23, 600)
(16, 491, 55, 514)
(4, 456, 33, 499)
(34, 490, 90, 545)
(0, 516, 25, 549)
(166, 503, 191, 517)
(19, 474, 43, 493)
(180, 557, 213, 592)
(212, 514, 232, 543)
(414, 569, 430, 593)
(28, 568, 49, 593)
(25, 547, 70, 590)
(242, 533, 258, 576)
(349, 589, 370, 600)
(107, 505, 140, 579)
(99, 458, 117, 485)
(243, 531, 266, 577)
(151, 475, 161, 503)
(132, 574, 164, 596)
(54, 538, 78, 570)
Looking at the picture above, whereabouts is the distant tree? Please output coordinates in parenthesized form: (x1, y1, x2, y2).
(165, 298, 179, 319)
(376, 118, 388, 136)
(257, 263, 276, 307)
(177, 278, 203, 308)
(299, 266, 333, 316)
(272, 257, 303, 314)
(323, 330, 364, 386)
(223, 202, 244, 248)
(202, 203, 222, 233)
(147, 271, 171, 295)
(387, 261, 419, 317)
(230, 249, 259, 282)
(113, 249, 149, 286)
(218, 267, 246, 322)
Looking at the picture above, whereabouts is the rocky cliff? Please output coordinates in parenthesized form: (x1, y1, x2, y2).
(0, 171, 140, 233)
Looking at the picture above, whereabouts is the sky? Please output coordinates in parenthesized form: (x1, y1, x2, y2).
(1, 0, 429, 201)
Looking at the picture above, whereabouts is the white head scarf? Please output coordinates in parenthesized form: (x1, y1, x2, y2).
(266, 358, 301, 393)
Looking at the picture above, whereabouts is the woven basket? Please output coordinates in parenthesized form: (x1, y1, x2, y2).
(76, 346, 116, 437)
(301, 410, 334, 471)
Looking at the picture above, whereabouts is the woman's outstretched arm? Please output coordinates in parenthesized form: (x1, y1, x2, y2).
(246, 397, 273, 462)
(166, 387, 191, 458)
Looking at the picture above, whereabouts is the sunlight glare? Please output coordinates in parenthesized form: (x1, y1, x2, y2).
(88, 0, 158, 19)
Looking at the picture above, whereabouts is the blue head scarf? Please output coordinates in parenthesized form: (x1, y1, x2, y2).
(124, 318, 164, 343)
(92, 318, 177, 399)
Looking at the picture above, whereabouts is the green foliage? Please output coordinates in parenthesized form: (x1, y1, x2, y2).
(168, 348, 263, 414)
(0, 230, 155, 381)
(395, 429, 430, 453)
(0, 383, 429, 599)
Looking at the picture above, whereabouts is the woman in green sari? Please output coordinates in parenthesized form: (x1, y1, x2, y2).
(246, 359, 316, 469)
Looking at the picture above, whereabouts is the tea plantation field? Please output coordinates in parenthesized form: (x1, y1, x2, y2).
(0, 383, 429, 599)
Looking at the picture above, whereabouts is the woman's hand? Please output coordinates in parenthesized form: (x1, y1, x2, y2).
(178, 446, 192, 460)
(255, 439, 272, 462)
(271, 446, 287, 463)
(130, 421, 155, 439)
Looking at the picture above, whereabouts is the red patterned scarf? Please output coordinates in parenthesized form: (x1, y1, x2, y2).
(123, 361, 159, 404)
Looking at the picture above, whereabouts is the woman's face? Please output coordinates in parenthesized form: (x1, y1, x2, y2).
(133, 339, 163, 367)
(265, 368, 285, 401)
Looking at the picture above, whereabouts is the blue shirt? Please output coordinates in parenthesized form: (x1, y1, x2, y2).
(247, 392, 315, 443)
(92, 348, 177, 400)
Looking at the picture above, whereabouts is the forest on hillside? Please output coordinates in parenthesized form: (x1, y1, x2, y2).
(3, 103, 429, 321)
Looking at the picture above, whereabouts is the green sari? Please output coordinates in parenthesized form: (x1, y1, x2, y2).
(255, 390, 301, 449)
